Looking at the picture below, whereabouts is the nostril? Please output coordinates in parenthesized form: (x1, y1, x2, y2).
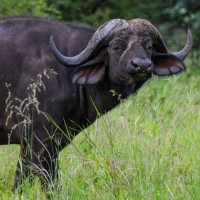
(131, 61, 139, 69)
(148, 61, 152, 68)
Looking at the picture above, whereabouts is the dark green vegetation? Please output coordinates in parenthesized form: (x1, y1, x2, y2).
(1, 0, 200, 50)
(0, 0, 200, 199)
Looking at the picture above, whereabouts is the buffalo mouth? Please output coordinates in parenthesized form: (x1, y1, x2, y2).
(128, 72, 151, 82)
(117, 71, 151, 87)
(123, 72, 151, 95)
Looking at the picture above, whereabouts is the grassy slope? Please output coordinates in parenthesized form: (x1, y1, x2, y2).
(0, 60, 200, 199)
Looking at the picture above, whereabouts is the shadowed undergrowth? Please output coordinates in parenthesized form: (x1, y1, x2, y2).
(0, 60, 200, 199)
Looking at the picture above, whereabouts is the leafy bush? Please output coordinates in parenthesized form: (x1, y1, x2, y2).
(0, 0, 60, 19)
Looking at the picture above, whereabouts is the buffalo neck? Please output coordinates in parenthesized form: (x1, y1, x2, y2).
(69, 75, 146, 129)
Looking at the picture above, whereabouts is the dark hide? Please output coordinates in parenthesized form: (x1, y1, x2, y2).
(0, 17, 191, 191)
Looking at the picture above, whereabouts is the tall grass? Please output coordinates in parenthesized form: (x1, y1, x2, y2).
(0, 59, 200, 199)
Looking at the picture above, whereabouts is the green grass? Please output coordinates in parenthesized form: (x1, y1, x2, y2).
(0, 60, 200, 199)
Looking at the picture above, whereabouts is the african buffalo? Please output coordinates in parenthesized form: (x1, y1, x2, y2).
(0, 17, 192, 190)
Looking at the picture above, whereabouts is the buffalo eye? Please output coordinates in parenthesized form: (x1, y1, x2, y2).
(112, 46, 121, 51)
(110, 38, 127, 53)
(146, 44, 152, 51)
(143, 37, 153, 53)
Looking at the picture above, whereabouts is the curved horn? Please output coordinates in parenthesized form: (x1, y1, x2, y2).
(50, 19, 129, 66)
(170, 30, 192, 60)
(153, 29, 192, 60)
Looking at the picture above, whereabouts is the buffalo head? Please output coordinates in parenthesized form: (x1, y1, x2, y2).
(50, 19, 192, 91)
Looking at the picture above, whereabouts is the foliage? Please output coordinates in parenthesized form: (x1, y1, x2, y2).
(1, 0, 200, 50)
(164, 0, 200, 50)
(0, 0, 60, 19)
(51, 0, 164, 25)
(54, 0, 200, 50)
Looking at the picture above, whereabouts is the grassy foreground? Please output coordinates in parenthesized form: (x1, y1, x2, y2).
(0, 60, 200, 199)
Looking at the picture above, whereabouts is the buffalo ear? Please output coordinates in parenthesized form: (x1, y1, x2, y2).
(152, 54, 186, 76)
(72, 63, 106, 85)
(72, 51, 108, 84)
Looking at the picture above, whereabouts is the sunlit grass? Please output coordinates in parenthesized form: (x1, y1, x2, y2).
(0, 60, 200, 199)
